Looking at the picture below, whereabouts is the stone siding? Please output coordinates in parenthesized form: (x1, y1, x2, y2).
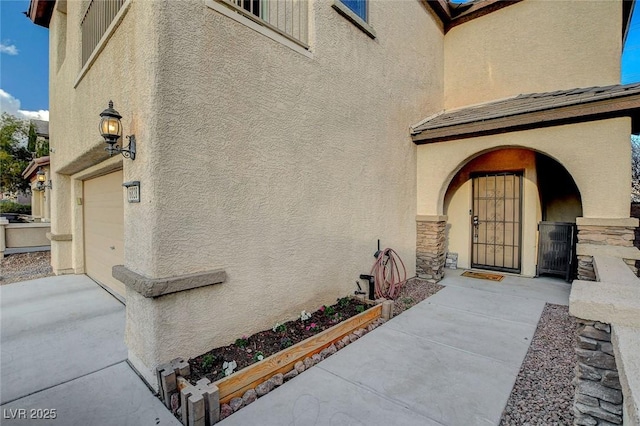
(577, 224, 637, 279)
(416, 220, 446, 283)
(573, 320, 623, 425)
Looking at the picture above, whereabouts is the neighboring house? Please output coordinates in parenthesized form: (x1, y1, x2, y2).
(22, 155, 51, 222)
(28, 0, 640, 390)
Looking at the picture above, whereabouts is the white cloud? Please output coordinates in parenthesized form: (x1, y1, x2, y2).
(0, 89, 49, 121)
(0, 43, 18, 55)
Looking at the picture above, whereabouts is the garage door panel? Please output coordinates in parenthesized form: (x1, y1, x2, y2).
(84, 171, 125, 299)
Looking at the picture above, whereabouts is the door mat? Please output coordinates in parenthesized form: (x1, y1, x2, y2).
(461, 271, 504, 281)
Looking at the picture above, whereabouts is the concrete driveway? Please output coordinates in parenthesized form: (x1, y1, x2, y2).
(0, 275, 179, 425)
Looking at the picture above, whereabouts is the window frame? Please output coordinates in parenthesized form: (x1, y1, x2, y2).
(332, 0, 376, 39)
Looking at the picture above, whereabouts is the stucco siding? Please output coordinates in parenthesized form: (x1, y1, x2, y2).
(444, 0, 622, 109)
(417, 118, 632, 221)
(48, 0, 161, 276)
(47, 0, 445, 379)
(122, 0, 444, 370)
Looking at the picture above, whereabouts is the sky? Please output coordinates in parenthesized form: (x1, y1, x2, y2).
(0, 0, 639, 122)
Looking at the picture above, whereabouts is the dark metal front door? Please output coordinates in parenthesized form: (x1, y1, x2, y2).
(471, 173, 522, 273)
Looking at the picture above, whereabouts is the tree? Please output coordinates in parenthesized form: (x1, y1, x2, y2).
(0, 113, 31, 193)
(632, 134, 640, 202)
(26, 121, 49, 158)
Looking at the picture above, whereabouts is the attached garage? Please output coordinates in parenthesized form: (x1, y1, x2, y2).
(83, 170, 125, 300)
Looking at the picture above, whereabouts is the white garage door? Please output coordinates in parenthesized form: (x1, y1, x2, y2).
(83, 170, 126, 299)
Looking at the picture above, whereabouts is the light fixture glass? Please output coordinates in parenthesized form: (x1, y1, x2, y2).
(99, 101, 135, 160)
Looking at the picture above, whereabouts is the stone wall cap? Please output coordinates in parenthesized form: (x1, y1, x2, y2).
(593, 255, 639, 285)
(570, 280, 640, 327)
(577, 244, 640, 260)
(112, 265, 226, 298)
(416, 215, 448, 222)
(577, 217, 639, 227)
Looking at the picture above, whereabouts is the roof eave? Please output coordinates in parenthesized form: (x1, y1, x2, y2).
(28, 0, 54, 28)
(412, 94, 640, 144)
(22, 156, 51, 179)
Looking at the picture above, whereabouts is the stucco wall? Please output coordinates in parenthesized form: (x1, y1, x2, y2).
(417, 118, 632, 220)
(5, 223, 51, 248)
(443, 149, 540, 274)
(49, 0, 444, 380)
(122, 0, 444, 375)
(47, 0, 160, 277)
(443, 0, 621, 109)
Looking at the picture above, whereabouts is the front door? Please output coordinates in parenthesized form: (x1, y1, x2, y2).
(471, 172, 522, 273)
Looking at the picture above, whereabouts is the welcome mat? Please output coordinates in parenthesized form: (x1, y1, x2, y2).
(461, 271, 504, 282)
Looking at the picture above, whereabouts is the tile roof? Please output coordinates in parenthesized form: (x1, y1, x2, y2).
(31, 119, 49, 137)
(412, 83, 640, 136)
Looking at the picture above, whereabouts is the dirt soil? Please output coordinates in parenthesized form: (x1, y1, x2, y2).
(189, 297, 369, 383)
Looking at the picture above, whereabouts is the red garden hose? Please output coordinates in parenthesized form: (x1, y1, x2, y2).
(370, 248, 407, 299)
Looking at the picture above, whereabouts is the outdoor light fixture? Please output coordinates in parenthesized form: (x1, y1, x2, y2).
(35, 167, 52, 191)
(99, 100, 136, 160)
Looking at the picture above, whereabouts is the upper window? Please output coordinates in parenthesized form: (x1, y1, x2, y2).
(81, 0, 126, 66)
(341, 0, 366, 21)
(332, 0, 376, 39)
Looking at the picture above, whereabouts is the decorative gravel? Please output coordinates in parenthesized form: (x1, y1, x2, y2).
(500, 303, 578, 426)
(0, 251, 53, 285)
(393, 277, 444, 316)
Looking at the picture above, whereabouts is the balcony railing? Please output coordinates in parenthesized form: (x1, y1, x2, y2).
(81, 0, 126, 66)
(222, 0, 309, 47)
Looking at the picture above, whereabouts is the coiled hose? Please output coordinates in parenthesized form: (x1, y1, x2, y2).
(370, 248, 407, 299)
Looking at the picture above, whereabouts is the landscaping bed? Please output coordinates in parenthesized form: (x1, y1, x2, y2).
(499, 303, 578, 425)
(189, 296, 371, 384)
(0, 251, 53, 285)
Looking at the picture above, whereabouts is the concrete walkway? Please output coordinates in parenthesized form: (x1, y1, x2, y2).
(0, 275, 179, 425)
(220, 270, 571, 426)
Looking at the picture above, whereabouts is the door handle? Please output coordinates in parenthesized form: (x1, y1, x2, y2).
(473, 216, 479, 227)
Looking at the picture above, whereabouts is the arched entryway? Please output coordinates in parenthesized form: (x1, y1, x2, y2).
(443, 148, 582, 276)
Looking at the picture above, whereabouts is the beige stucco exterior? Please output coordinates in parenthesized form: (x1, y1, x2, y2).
(418, 118, 632, 275)
(41, 0, 637, 392)
(444, 0, 622, 109)
(46, 0, 444, 385)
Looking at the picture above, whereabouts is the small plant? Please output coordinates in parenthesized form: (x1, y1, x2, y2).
(355, 304, 365, 313)
(253, 351, 264, 362)
(300, 310, 312, 321)
(305, 322, 319, 332)
(280, 337, 293, 349)
(272, 323, 287, 333)
(323, 305, 336, 317)
(201, 354, 216, 370)
(235, 335, 249, 348)
(222, 360, 237, 376)
(337, 297, 350, 308)
(401, 297, 414, 305)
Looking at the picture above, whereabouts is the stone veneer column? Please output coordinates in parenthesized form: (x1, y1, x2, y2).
(573, 320, 623, 425)
(576, 218, 640, 281)
(416, 215, 447, 283)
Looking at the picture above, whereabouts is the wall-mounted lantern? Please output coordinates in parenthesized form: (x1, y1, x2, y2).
(99, 100, 136, 160)
(35, 167, 52, 191)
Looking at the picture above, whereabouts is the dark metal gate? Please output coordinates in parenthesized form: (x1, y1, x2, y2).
(536, 221, 576, 282)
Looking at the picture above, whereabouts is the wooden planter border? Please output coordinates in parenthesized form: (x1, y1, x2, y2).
(214, 303, 383, 404)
